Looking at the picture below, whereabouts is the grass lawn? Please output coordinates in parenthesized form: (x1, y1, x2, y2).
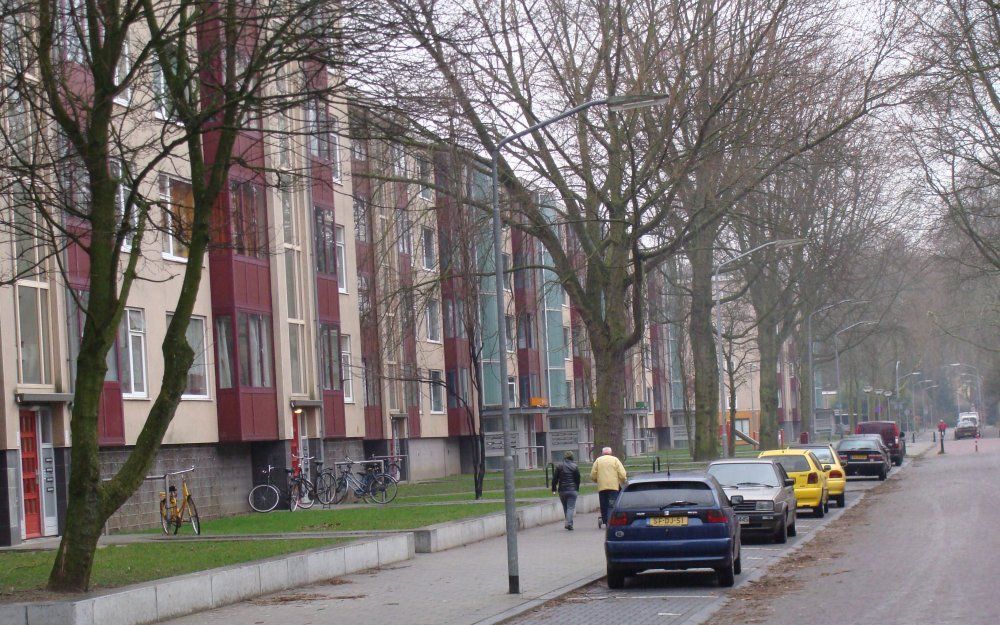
(395, 484, 598, 504)
(0, 538, 339, 601)
(188, 502, 510, 535)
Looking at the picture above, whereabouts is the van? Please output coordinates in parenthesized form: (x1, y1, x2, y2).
(855, 421, 906, 466)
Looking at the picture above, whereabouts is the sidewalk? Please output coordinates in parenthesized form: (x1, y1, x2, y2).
(159, 515, 608, 625)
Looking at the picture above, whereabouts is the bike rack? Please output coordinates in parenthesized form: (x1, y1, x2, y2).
(101, 466, 195, 536)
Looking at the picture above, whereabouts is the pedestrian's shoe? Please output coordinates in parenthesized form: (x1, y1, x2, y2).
(568, 525, 574, 530)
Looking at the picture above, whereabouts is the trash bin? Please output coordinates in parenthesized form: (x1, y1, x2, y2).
(799, 431, 810, 444)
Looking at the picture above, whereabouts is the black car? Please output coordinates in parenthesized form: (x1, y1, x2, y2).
(836, 438, 890, 480)
(707, 459, 798, 544)
(604, 474, 742, 588)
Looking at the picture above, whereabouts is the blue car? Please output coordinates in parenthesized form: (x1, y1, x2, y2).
(604, 474, 742, 588)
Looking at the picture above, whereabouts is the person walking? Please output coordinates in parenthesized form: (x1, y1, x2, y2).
(591, 446, 627, 524)
(551, 451, 581, 530)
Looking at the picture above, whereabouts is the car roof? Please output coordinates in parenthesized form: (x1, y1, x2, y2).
(789, 443, 835, 450)
(708, 459, 779, 466)
(760, 448, 811, 456)
(625, 473, 715, 485)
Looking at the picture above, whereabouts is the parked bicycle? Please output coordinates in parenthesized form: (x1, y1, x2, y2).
(331, 458, 399, 504)
(159, 467, 200, 535)
(248, 459, 317, 512)
(371, 453, 405, 481)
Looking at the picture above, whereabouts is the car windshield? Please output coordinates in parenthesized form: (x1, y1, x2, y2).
(617, 481, 717, 509)
(806, 448, 835, 463)
(707, 463, 780, 487)
(768, 455, 810, 473)
(837, 440, 879, 451)
(958, 419, 975, 427)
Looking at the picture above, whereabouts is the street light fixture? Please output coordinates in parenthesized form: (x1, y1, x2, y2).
(714, 238, 807, 456)
(807, 299, 867, 440)
(948, 363, 983, 414)
(489, 93, 668, 594)
(832, 320, 877, 424)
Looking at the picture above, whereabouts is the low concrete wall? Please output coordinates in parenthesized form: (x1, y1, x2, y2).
(413, 493, 599, 553)
(1, 533, 414, 625)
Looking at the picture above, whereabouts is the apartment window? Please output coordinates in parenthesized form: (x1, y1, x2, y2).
(2, 16, 26, 72)
(215, 316, 234, 389)
(152, 55, 176, 119)
(275, 112, 292, 169)
(284, 250, 301, 319)
(12, 185, 40, 279)
(237, 312, 273, 388)
(392, 143, 406, 177)
(421, 226, 436, 270)
(566, 381, 574, 408)
(563, 327, 572, 360)
(16, 285, 51, 385)
(502, 253, 512, 291)
(160, 176, 193, 260)
(114, 41, 132, 105)
(112, 160, 137, 249)
(418, 157, 432, 199)
(446, 370, 458, 408)
(281, 188, 296, 245)
(508, 376, 517, 406)
(430, 370, 444, 412)
(118, 308, 147, 397)
(230, 180, 267, 259)
(352, 138, 368, 161)
(341, 334, 353, 402)
(517, 313, 533, 349)
(306, 99, 335, 161)
(354, 196, 369, 242)
(335, 225, 348, 292)
(426, 298, 442, 342)
(314, 208, 337, 275)
(319, 323, 342, 391)
(396, 211, 412, 256)
(330, 116, 342, 182)
(288, 322, 306, 395)
(505, 315, 515, 352)
(166, 314, 208, 397)
(62, 0, 88, 63)
(455, 300, 467, 338)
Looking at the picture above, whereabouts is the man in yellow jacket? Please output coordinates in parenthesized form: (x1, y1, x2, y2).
(591, 447, 627, 524)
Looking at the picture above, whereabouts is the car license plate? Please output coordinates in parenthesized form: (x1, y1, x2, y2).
(650, 516, 688, 527)
(851, 454, 867, 460)
(737, 515, 750, 525)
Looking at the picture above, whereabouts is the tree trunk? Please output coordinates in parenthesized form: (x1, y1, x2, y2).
(796, 324, 814, 441)
(757, 316, 781, 449)
(726, 349, 737, 457)
(688, 242, 720, 461)
(591, 343, 627, 456)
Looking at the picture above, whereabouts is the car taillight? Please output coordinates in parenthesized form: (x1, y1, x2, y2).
(894, 437, 900, 445)
(608, 512, 629, 527)
(705, 510, 728, 523)
(838, 454, 849, 462)
(869, 454, 882, 461)
(829, 470, 843, 479)
(807, 472, 819, 484)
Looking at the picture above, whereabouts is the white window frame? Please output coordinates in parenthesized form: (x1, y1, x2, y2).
(430, 370, 444, 413)
(335, 224, 348, 293)
(159, 175, 191, 263)
(113, 160, 137, 251)
(341, 334, 354, 402)
(120, 308, 148, 398)
(330, 116, 342, 183)
(426, 298, 442, 343)
(421, 226, 436, 270)
(113, 40, 132, 106)
(15, 282, 52, 386)
(418, 156, 433, 200)
(166, 313, 210, 399)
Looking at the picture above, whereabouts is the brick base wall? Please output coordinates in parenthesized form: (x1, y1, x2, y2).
(100, 443, 254, 533)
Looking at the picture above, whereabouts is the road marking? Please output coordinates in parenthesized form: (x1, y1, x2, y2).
(742, 547, 782, 551)
(612, 595, 718, 600)
(658, 613, 682, 616)
(747, 556, 765, 560)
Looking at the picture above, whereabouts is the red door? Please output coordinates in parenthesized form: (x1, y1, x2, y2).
(19, 410, 42, 539)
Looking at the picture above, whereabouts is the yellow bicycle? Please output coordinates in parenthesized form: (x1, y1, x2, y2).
(159, 467, 200, 535)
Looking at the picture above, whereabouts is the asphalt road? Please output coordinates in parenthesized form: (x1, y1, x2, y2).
(708, 432, 1000, 625)
(505, 450, 901, 625)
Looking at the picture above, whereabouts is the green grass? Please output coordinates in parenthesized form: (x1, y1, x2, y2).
(395, 484, 598, 504)
(187, 502, 510, 535)
(0, 538, 339, 600)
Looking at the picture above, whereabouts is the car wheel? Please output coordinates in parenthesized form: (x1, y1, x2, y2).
(717, 563, 736, 587)
(788, 517, 797, 536)
(774, 518, 788, 544)
(836, 493, 846, 508)
(734, 550, 742, 575)
(878, 468, 887, 481)
(823, 494, 830, 514)
(813, 502, 825, 518)
(894, 456, 903, 467)
(607, 565, 626, 590)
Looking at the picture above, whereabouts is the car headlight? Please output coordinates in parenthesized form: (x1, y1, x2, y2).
(755, 501, 774, 512)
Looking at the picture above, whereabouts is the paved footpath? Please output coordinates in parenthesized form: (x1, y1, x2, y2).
(161, 436, 934, 625)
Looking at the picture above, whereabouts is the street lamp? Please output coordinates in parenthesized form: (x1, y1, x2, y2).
(807, 299, 867, 440)
(832, 320, 876, 425)
(915, 380, 937, 431)
(489, 93, 668, 594)
(714, 238, 807, 455)
(897, 369, 921, 433)
(948, 363, 983, 414)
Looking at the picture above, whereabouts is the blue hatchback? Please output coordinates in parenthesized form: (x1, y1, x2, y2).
(604, 474, 742, 588)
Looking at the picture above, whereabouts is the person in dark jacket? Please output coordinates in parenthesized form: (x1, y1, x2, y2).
(552, 451, 581, 530)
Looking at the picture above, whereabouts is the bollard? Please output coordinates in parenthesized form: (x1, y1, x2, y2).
(939, 434, 945, 454)
(912, 431, 915, 444)
(933, 430, 936, 443)
(975, 437, 979, 453)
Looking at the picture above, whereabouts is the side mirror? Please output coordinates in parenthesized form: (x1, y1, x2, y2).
(784, 478, 795, 487)
(730, 495, 744, 505)
(822, 464, 832, 471)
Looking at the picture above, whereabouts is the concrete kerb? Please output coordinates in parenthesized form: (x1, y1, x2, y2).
(2, 533, 414, 625)
(412, 493, 600, 553)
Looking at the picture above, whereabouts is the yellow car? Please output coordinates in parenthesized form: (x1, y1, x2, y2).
(758, 449, 829, 518)
(790, 444, 846, 508)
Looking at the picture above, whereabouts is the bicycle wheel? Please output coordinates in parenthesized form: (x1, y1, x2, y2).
(331, 476, 349, 504)
(297, 478, 316, 510)
(159, 499, 171, 534)
(386, 462, 402, 481)
(249, 484, 280, 512)
(366, 474, 399, 504)
(315, 472, 337, 505)
(186, 497, 201, 535)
